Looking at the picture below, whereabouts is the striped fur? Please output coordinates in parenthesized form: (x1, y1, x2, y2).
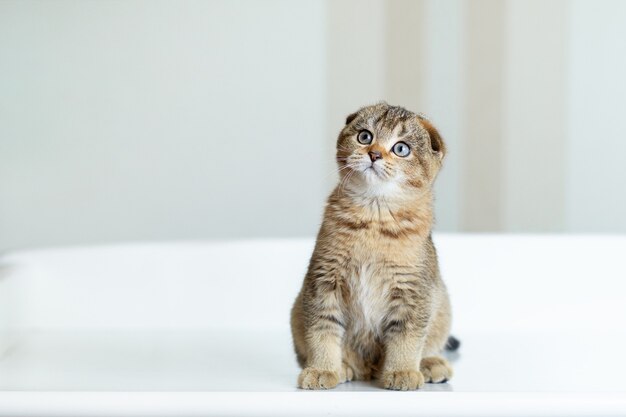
(291, 103, 453, 390)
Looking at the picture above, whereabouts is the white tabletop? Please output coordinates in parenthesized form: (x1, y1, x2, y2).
(1, 328, 625, 393)
(1, 235, 626, 416)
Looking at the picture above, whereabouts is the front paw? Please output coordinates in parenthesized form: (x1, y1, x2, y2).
(298, 367, 340, 390)
(381, 369, 425, 391)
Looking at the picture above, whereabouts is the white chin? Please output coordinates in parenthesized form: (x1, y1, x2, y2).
(358, 169, 402, 197)
(364, 167, 381, 181)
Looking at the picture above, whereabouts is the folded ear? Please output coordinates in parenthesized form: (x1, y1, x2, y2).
(420, 119, 446, 160)
(345, 112, 358, 125)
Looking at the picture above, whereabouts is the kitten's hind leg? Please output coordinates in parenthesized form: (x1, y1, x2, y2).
(339, 361, 354, 383)
(420, 356, 453, 383)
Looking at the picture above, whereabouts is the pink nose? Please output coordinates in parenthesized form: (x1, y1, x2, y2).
(368, 151, 382, 162)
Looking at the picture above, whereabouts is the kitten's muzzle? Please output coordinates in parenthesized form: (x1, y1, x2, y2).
(368, 151, 382, 162)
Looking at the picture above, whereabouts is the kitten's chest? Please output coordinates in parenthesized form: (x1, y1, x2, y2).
(343, 263, 390, 334)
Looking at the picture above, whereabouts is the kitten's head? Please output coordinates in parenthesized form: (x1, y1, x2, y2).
(336, 102, 446, 197)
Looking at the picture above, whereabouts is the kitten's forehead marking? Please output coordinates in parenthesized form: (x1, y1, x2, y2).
(392, 123, 406, 138)
(371, 116, 413, 148)
(377, 123, 404, 149)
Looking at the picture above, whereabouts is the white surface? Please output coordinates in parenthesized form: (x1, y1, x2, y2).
(1, 235, 626, 416)
(1, 392, 624, 417)
(2, 329, 626, 393)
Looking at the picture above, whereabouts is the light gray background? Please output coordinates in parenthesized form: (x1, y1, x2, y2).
(1, 0, 625, 251)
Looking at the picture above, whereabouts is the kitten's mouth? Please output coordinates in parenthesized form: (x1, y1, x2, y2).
(364, 164, 382, 179)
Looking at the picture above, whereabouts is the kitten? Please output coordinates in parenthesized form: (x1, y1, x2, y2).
(290, 102, 456, 390)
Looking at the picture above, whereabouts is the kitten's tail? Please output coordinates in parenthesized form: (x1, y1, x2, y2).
(445, 335, 461, 351)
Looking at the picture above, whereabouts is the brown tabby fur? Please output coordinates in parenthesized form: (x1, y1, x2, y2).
(290, 102, 453, 390)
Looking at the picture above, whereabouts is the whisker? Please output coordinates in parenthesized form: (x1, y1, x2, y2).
(339, 168, 357, 194)
(323, 162, 361, 182)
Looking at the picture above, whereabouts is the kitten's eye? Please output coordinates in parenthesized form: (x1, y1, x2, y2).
(357, 130, 373, 145)
(392, 141, 411, 157)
